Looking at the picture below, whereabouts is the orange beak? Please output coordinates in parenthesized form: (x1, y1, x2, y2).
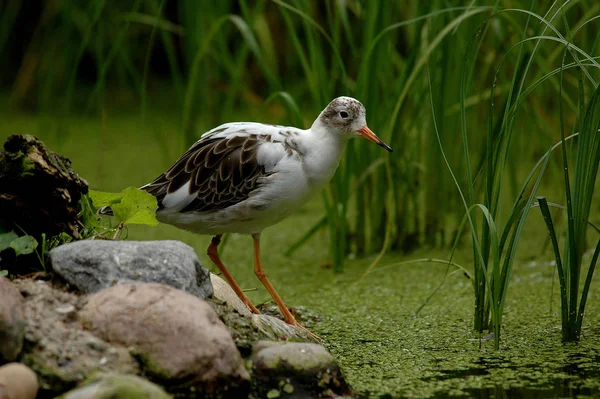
(358, 126, 392, 152)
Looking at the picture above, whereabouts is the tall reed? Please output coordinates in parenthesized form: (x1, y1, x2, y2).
(538, 39, 600, 341)
(433, 2, 599, 348)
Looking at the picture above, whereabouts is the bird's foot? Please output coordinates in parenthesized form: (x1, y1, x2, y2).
(245, 299, 261, 314)
(289, 319, 323, 342)
(256, 302, 323, 341)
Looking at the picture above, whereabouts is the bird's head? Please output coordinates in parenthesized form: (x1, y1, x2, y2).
(314, 96, 392, 152)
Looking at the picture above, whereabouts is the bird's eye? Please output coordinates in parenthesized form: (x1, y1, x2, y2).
(339, 111, 349, 119)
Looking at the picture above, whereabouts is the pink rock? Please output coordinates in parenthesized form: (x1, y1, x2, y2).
(80, 283, 250, 397)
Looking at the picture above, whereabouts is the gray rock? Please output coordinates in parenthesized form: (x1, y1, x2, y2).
(14, 279, 139, 395)
(0, 276, 25, 362)
(59, 373, 171, 399)
(80, 283, 250, 398)
(0, 362, 39, 399)
(49, 240, 212, 299)
(252, 341, 350, 399)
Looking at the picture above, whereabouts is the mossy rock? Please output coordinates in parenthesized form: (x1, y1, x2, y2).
(57, 373, 171, 399)
(251, 341, 351, 398)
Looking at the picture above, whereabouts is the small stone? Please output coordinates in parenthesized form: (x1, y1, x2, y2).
(57, 357, 72, 367)
(0, 363, 39, 399)
(49, 240, 212, 299)
(80, 283, 250, 397)
(0, 276, 25, 362)
(252, 341, 350, 398)
(83, 337, 107, 351)
(55, 304, 76, 315)
(59, 373, 170, 399)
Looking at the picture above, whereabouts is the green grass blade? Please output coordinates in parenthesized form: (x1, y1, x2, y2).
(577, 237, 600, 334)
(537, 196, 569, 333)
(182, 14, 279, 142)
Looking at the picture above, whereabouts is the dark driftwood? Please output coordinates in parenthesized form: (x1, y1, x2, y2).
(0, 134, 88, 239)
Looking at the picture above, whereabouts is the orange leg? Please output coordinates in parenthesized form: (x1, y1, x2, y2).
(251, 233, 297, 324)
(252, 233, 322, 340)
(207, 234, 260, 314)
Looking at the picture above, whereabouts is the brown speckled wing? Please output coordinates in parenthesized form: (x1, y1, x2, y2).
(142, 135, 270, 213)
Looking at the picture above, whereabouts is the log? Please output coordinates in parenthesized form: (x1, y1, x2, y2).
(0, 135, 88, 239)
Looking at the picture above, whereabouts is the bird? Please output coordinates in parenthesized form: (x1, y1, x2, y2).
(101, 96, 391, 336)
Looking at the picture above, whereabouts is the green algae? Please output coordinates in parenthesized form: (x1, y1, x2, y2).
(215, 212, 600, 398)
(290, 255, 600, 398)
(221, 211, 600, 398)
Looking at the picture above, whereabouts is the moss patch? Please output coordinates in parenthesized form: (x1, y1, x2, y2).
(291, 252, 600, 398)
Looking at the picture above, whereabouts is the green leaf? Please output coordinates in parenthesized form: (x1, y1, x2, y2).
(10, 235, 38, 255)
(111, 187, 159, 226)
(0, 270, 7, 277)
(79, 195, 101, 229)
(0, 231, 19, 252)
(88, 190, 124, 208)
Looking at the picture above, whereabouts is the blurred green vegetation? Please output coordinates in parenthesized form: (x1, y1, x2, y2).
(2, 0, 600, 347)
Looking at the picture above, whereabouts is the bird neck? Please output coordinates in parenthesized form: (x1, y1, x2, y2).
(302, 122, 346, 183)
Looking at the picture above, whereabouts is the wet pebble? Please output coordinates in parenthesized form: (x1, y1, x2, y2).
(0, 363, 39, 399)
